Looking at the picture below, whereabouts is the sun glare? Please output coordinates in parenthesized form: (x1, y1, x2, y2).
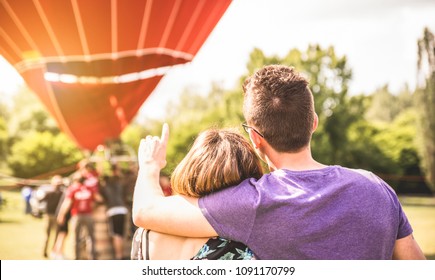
(0, 56, 24, 95)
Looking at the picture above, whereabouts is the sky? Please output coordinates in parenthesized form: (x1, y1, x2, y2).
(1, 0, 435, 120)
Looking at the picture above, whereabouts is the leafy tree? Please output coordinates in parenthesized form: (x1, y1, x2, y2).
(0, 98, 12, 174)
(8, 88, 47, 132)
(416, 27, 435, 192)
(0, 116, 8, 173)
(3, 86, 83, 178)
(6, 87, 60, 153)
(7, 131, 83, 178)
(396, 85, 414, 115)
(365, 85, 414, 124)
(17, 109, 60, 135)
(373, 110, 418, 165)
(345, 119, 397, 175)
(373, 109, 429, 193)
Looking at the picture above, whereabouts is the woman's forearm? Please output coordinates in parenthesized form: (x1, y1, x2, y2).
(132, 164, 164, 228)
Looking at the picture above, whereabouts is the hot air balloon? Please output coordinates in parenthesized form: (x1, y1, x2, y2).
(0, 0, 232, 150)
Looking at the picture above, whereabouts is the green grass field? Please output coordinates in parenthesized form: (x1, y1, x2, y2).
(1, 190, 434, 260)
(397, 196, 435, 259)
(0, 190, 76, 260)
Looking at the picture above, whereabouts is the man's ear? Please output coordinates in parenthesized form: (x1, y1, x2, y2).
(312, 113, 319, 132)
(249, 129, 263, 149)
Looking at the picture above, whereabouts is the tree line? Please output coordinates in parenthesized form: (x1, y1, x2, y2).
(1, 28, 434, 194)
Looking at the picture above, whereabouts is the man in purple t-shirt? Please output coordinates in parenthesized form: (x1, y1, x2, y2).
(133, 65, 425, 260)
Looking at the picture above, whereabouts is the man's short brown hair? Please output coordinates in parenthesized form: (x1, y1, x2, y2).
(243, 65, 315, 153)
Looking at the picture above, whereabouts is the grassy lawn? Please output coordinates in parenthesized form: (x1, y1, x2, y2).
(398, 196, 435, 259)
(1, 190, 434, 260)
(0, 190, 75, 260)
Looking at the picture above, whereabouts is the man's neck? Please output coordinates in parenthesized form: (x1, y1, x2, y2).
(265, 146, 327, 172)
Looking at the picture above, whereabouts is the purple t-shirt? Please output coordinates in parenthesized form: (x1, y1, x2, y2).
(199, 166, 412, 260)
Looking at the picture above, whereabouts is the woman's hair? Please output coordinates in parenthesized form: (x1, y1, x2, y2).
(170, 128, 263, 197)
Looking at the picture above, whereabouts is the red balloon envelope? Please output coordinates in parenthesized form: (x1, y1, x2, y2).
(0, 0, 232, 150)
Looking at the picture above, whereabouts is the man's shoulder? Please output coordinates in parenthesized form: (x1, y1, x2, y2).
(339, 166, 372, 175)
(339, 166, 384, 184)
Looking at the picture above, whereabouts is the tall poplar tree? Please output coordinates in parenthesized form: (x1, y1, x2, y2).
(416, 27, 435, 192)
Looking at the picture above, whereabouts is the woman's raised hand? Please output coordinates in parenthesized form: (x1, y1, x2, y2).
(138, 123, 169, 170)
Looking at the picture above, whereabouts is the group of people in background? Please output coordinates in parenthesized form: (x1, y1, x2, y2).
(24, 158, 139, 260)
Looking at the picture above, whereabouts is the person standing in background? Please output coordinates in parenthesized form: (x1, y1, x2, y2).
(122, 162, 138, 238)
(57, 165, 103, 260)
(50, 188, 72, 260)
(41, 175, 65, 258)
(21, 185, 32, 215)
(159, 174, 172, 196)
(100, 163, 129, 260)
